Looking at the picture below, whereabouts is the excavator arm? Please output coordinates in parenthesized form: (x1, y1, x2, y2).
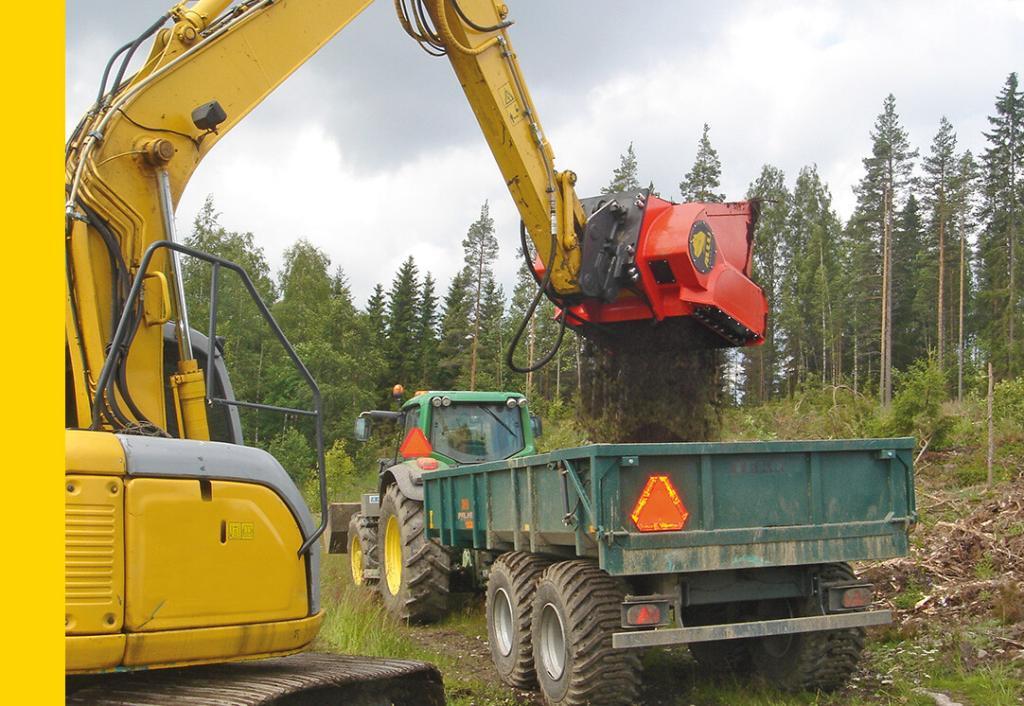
(66, 0, 376, 434)
(63, 0, 770, 689)
(66, 0, 766, 439)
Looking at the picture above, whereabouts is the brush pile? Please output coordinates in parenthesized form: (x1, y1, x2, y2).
(861, 465, 1024, 663)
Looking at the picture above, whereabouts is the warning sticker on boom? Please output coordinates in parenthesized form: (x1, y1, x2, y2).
(498, 82, 523, 125)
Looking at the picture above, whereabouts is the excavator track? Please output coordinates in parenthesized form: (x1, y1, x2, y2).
(66, 653, 445, 706)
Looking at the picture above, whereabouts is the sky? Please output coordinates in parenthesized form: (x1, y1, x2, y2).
(66, 1, 1024, 305)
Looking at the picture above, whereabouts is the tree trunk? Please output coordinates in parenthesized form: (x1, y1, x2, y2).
(987, 361, 994, 486)
(574, 336, 582, 393)
(937, 196, 946, 371)
(853, 325, 859, 394)
(880, 185, 892, 406)
(254, 340, 265, 445)
(525, 315, 535, 398)
(958, 220, 966, 402)
(555, 348, 561, 399)
(1009, 192, 1016, 377)
(469, 254, 484, 390)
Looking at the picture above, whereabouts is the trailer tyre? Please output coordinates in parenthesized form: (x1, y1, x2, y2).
(750, 563, 866, 692)
(348, 513, 379, 587)
(486, 552, 551, 689)
(531, 561, 641, 706)
(378, 483, 450, 624)
(684, 603, 752, 673)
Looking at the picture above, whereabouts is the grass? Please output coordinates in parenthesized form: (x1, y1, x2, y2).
(308, 387, 1024, 704)
(892, 580, 926, 610)
(865, 628, 1024, 706)
(315, 555, 531, 705)
(315, 554, 1024, 705)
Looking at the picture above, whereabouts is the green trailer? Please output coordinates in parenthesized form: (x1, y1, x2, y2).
(330, 392, 916, 705)
(424, 439, 915, 576)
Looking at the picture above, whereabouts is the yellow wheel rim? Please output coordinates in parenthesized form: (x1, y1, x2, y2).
(350, 533, 364, 586)
(384, 515, 403, 596)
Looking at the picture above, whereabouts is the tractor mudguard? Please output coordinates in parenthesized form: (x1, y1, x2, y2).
(380, 461, 424, 502)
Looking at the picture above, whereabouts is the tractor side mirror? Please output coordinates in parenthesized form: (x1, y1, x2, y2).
(354, 416, 371, 442)
(530, 414, 543, 439)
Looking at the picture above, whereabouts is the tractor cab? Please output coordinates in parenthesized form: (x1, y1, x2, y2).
(355, 390, 541, 467)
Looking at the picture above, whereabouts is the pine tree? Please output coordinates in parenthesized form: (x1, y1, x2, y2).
(461, 202, 499, 389)
(853, 94, 918, 404)
(679, 123, 725, 202)
(365, 284, 387, 345)
(324, 268, 381, 443)
(507, 260, 540, 395)
(922, 117, 959, 376)
(476, 279, 506, 390)
(779, 166, 842, 389)
(601, 142, 641, 194)
(892, 195, 926, 372)
(743, 165, 789, 401)
(385, 256, 421, 387)
(978, 72, 1023, 378)
(437, 269, 472, 389)
(952, 150, 980, 400)
(416, 273, 440, 388)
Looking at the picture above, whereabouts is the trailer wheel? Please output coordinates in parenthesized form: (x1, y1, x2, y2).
(683, 603, 752, 673)
(347, 513, 379, 587)
(530, 561, 641, 706)
(486, 552, 551, 689)
(378, 483, 450, 623)
(750, 563, 866, 692)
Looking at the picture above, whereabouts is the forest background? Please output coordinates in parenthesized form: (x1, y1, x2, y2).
(181, 74, 1024, 504)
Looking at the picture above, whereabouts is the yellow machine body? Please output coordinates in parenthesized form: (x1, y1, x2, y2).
(64, 0, 607, 677)
(65, 430, 320, 673)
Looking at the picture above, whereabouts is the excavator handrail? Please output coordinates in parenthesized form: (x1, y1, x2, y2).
(90, 239, 328, 556)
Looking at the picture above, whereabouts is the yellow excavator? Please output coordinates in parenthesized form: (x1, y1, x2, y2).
(65, 0, 768, 702)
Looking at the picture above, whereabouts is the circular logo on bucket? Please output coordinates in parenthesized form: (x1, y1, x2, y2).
(688, 220, 717, 274)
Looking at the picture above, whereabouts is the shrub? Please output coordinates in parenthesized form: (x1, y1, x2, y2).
(269, 427, 314, 488)
(994, 376, 1024, 430)
(879, 356, 954, 449)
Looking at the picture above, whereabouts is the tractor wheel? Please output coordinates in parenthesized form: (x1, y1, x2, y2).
(378, 483, 450, 624)
(486, 552, 551, 689)
(683, 603, 752, 674)
(530, 561, 641, 706)
(347, 512, 379, 588)
(750, 563, 866, 692)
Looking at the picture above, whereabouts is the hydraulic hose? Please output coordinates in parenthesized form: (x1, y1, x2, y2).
(505, 221, 568, 374)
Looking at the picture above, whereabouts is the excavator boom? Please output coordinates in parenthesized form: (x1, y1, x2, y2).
(64, 0, 770, 698)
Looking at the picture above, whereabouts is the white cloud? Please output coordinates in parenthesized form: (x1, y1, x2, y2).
(178, 121, 524, 303)
(69, 0, 1023, 306)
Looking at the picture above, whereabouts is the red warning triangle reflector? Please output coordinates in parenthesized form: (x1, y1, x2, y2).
(631, 475, 689, 532)
(399, 427, 433, 459)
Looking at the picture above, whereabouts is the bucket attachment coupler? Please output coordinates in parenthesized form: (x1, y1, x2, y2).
(566, 190, 768, 349)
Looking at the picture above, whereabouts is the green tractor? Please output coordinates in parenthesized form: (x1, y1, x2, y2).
(327, 390, 542, 623)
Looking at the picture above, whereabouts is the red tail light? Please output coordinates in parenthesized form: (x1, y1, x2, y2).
(625, 604, 662, 626)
